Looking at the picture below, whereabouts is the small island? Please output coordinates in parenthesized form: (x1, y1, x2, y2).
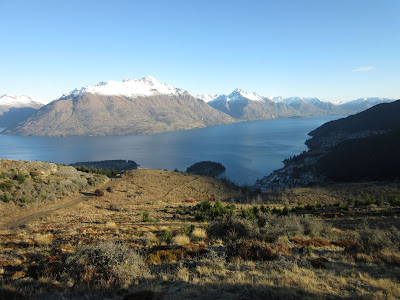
(186, 161, 226, 177)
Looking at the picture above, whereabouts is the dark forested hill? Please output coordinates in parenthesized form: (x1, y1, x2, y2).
(255, 100, 400, 190)
(310, 100, 400, 136)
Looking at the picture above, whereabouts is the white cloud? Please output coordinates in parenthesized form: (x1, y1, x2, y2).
(352, 66, 374, 72)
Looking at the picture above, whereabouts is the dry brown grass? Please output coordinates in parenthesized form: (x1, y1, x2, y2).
(192, 227, 207, 239)
(172, 234, 190, 246)
(1, 168, 400, 299)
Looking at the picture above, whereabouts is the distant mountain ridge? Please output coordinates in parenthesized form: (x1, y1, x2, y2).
(0, 94, 44, 107)
(204, 90, 348, 121)
(338, 97, 393, 112)
(198, 90, 392, 121)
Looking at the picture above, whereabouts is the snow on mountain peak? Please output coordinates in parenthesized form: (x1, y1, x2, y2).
(229, 88, 265, 102)
(0, 94, 43, 107)
(196, 94, 220, 103)
(343, 97, 394, 106)
(277, 97, 326, 105)
(61, 76, 187, 98)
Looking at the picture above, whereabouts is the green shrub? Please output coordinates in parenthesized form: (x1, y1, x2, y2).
(364, 194, 376, 206)
(14, 173, 27, 184)
(162, 230, 173, 243)
(142, 211, 153, 222)
(389, 195, 400, 206)
(194, 200, 234, 222)
(0, 193, 11, 203)
(183, 224, 195, 235)
(0, 180, 14, 192)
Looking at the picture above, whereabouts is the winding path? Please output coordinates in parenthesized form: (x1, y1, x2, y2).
(3, 178, 120, 229)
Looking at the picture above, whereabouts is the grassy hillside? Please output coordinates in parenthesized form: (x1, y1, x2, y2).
(0, 165, 399, 299)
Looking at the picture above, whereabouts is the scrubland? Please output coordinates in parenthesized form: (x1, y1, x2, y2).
(1, 166, 399, 299)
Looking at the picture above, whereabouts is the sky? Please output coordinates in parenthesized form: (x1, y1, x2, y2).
(0, 0, 399, 103)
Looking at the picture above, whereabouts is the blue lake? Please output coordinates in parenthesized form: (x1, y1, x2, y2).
(0, 116, 341, 185)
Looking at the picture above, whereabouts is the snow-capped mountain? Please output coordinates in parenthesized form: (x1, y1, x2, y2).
(0, 94, 44, 107)
(282, 97, 326, 105)
(207, 88, 349, 120)
(339, 97, 394, 113)
(61, 75, 188, 99)
(0, 95, 44, 128)
(196, 94, 220, 103)
(3, 77, 235, 136)
(209, 88, 272, 105)
(341, 97, 393, 106)
(271, 96, 331, 106)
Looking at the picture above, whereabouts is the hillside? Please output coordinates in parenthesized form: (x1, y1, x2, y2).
(1, 162, 399, 299)
(255, 100, 400, 190)
(2, 93, 235, 136)
(0, 159, 106, 223)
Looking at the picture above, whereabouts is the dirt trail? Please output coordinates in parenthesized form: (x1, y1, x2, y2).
(160, 177, 200, 200)
(3, 178, 120, 229)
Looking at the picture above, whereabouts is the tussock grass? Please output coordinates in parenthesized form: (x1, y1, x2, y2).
(172, 234, 190, 246)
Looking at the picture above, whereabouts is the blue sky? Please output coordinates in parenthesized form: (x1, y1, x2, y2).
(1, 0, 399, 103)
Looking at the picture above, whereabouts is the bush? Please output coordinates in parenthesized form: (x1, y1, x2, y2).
(142, 211, 153, 222)
(208, 216, 257, 239)
(355, 223, 400, 253)
(194, 200, 234, 222)
(162, 230, 173, 243)
(94, 189, 104, 196)
(14, 173, 27, 184)
(66, 241, 149, 287)
(0, 180, 14, 192)
(0, 192, 11, 203)
(299, 215, 333, 238)
(261, 214, 304, 241)
(389, 196, 400, 206)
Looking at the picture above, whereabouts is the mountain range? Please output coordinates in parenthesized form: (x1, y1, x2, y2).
(1, 76, 395, 136)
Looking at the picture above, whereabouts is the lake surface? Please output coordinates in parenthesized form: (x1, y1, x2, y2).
(0, 116, 341, 185)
